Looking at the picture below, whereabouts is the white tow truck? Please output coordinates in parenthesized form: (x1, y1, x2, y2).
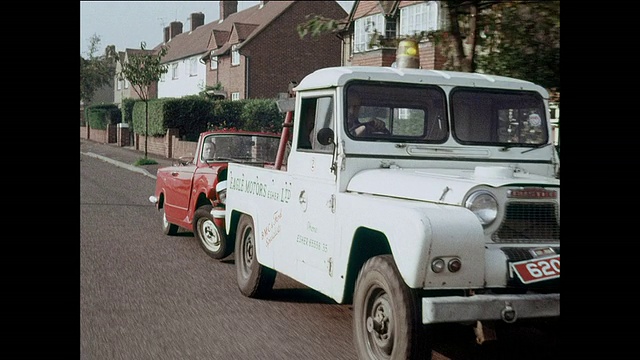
(220, 65, 560, 359)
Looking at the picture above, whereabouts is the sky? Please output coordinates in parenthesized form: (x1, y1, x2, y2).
(80, 1, 354, 56)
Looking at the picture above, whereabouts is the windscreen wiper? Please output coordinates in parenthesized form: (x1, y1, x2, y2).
(521, 142, 552, 154)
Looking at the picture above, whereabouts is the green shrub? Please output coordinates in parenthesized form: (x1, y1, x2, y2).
(127, 97, 284, 138)
(86, 104, 121, 130)
(241, 99, 284, 133)
(211, 99, 246, 130)
(121, 98, 136, 124)
(163, 96, 215, 141)
(132, 98, 169, 136)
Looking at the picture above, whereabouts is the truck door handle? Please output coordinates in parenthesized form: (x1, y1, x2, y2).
(171, 172, 179, 176)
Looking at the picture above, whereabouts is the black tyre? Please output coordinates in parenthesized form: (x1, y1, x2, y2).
(161, 208, 179, 235)
(235, 214, 276, 298)
(353, 255, 431, 360)
(194, 205, 232, 260)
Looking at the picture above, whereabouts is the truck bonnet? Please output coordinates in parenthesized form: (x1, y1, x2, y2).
(346, 166, 559, 205)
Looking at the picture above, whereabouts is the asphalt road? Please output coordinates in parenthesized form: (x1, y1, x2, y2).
(80, 149, 560, 360)
(80, 154, 357, 360)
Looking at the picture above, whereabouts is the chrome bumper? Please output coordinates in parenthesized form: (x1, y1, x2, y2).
(422, 293, 559, 324)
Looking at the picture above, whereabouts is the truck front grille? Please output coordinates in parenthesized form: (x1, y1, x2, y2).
(492, 202, 560, 243)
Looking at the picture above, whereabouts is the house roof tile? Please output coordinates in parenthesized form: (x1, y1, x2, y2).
(155, 1, 295, 64)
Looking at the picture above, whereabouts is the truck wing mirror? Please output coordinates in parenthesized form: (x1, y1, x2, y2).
(317, 128, 334, 146)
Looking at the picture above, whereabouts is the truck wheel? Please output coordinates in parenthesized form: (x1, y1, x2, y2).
(353, 254, 430, 360)
(162, 208, 178, 235)
(235, 214, 276, 298)
(194, 205, 231, 260)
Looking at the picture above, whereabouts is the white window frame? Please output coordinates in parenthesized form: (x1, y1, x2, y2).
(353, 14, 385, 53)
(117, 78, 122, 90)
(189, 57, 198, 77)
(399, 1, 440, 36)
(231, 92, 240, 101)
(172, 63, 179, 80)
(124, 79, 129, 89)
(210, 54, 218, 70)
(231, 45, 240, 66)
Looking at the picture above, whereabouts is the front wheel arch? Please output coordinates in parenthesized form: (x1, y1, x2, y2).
(343, 228, 391, 304)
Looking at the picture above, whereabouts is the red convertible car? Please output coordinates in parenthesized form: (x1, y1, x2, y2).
(149, 129, 282, 259)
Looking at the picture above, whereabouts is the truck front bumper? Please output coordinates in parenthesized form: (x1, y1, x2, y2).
(422, 293, 559, 324)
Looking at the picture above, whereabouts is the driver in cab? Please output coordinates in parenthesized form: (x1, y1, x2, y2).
(347, 92, 388, 137)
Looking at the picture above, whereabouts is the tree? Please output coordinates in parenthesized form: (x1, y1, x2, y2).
(475, 1, 560, 91)
(110, 42, 169, 159)
(80, 34, 116, 103)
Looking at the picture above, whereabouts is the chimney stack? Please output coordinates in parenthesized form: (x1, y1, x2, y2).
(169, 21, 183, 40)
(190, 12, 205, 31)
(220, 1, 238, 20)
(164, 26, 170, 43)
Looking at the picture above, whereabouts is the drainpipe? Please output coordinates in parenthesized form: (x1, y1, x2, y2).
(244, 56, 250, 99)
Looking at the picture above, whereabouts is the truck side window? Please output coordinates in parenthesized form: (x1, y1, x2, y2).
(313, 97, 334, 153)
(298, 96, 334, 153)
(298, 98, 316, 150)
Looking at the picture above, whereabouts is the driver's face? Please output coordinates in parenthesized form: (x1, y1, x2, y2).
(348, 97, 361, 120)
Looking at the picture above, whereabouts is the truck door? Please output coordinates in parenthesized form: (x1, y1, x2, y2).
(280, 94, 337, 294)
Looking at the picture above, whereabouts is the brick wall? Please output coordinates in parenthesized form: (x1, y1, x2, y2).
(171, 137, 198, 160)
(135, 134, 166, 155)
(241, 1, 345, 99)
(209, 1, 346, 100)
(85, 128, 108, 143)
(352, 48, 397, 67)
(351, 42, 445, 70)
(82, 125, 197, 160)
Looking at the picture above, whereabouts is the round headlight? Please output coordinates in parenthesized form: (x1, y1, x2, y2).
(465, 191, 498, 225)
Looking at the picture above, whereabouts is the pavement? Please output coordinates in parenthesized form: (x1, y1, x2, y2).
(80, 138, 177, 179)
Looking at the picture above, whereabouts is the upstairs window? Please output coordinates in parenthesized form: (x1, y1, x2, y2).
(231, 45, 240, 66)
(353, 14, 385, 53)
(210, 54, 218, 70)
(124, 79, 129, 89)
(172, 63, 179, 80)
(189, 57, 198, 76)
(399, 1, 440, 36)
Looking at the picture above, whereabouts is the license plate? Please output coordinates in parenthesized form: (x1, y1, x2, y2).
(511, 255, 560, 284)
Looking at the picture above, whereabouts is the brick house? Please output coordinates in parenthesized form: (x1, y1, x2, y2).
(340, 1, 448, 69)
(154, 0, 347, 101)
(113, 49, 158, 108)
